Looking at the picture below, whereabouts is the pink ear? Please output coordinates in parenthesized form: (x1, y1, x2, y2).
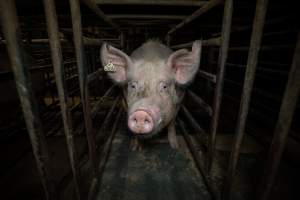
(167, 40, 201, 85)
(100, 43, 132, 84)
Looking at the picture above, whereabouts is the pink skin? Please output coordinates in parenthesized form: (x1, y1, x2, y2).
(127, 106, 161, 135)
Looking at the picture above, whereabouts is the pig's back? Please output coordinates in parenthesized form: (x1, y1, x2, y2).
(131, 40, 173, 62)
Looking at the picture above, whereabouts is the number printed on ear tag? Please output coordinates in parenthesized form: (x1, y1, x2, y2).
(104, 60, 116, 72)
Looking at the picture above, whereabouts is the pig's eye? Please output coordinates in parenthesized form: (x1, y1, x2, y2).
(159, 81, 169, 93)
(128, 81, 138, 90)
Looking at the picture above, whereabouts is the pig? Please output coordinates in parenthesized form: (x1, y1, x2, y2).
(100, 40, 201, 149)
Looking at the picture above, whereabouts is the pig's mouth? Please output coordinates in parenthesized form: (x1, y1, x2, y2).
(127, 108, 161, 137)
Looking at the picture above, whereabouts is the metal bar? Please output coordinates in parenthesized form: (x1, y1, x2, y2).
(178, 119, 215, 200)
(92, 84, 117, 118)
(170, 37, 221, 49)
(208, 0, 233, 173)
(43, 0, 81, 199)
(198, 69, 217, 83)
(222, 0, 268, 199)
(258, 33, 300, 200)
(187, 90, 213, 116)
(69, 0, 98, 179)
(108, 14, 186, 20)
(167, 0, 223, 36)
(80, 0, 121, 31)
(87, 68, 103, 83)
(95, 0, 208, 6)
(88, 106, 123, 200)
(181, 105, 206, 134)
(0, 0, 55, 199)
(229, 44, 293, 51)
(96, 96, 121, 143)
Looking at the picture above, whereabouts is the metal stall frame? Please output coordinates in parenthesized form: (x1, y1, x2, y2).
(0, 0, 55, 199)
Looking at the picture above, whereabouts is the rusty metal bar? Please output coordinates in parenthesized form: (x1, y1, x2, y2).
(187, 90, 213, 116)
(0, 0, 55, 199)
(108, 14, 186, 20)
(96, 0, 208, 6)
(69, 0, 98, 179)
(171, 37, 221, 49)
(167, 0, 223, 36)
(198, 69, 217, 83)
(223, 0, 269, 199)
(208, 0, 233, 173)
(258, 33, 300, 200)
(43, 0, 81, 199)
(80, 0, 121, 31)
(178, 119, 215, 200)
(229, 44, 293, 51)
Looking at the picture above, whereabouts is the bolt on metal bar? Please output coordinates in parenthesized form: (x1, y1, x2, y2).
(208, 0, 233, 173)
(43, 0, 81, 199)
(69, 0, 98, 179)
(222, 0, 269, 199)
(257, 33, 300, 200)
(0, 0, 55, 199)
(167, 0, 223, 36)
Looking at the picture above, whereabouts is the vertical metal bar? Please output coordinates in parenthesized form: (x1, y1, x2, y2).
(0, 0, 55, 199)
(222, 0, 269, 199)
(43, 0, 81, 199)
(208, 0, 233, 172)
(258, 33, 300, 200)
(69, 0, 98, 178)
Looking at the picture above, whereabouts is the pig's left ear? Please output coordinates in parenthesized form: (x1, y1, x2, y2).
(167, 40, 201, 86)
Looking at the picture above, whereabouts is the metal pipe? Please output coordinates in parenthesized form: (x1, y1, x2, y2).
(198, 69, 217, 83)
(170, 37, 221, 49)
(187, 90, 213, 116)
(43, 0, 81, 199)
(96, 0, 208, 6)
(181, 105, 206, 134)
(80, 0, 120, 31)
(222, 0, 269, 199)
(92, 84, 117, 118)
(167, 0, 223, 36)
(178, 119, 215, 200)
(69, 0, 98, 179)
(108, 14, 186, 20)
(208, 0, 233, 173)
(258, 33, 300, 200)
(0, 0, 55, 199)
(88, 106, 123, 200)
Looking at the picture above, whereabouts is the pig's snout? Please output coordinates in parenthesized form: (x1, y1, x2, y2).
(128, 110, 154, 134)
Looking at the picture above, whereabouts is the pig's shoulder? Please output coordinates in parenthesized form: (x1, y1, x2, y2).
(131, 40, 172, 61)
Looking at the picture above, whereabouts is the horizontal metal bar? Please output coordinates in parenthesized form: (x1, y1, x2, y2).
(187, 90, 213, 116)
(81, 0, 121, 31)
(170, 37, 221, 49)
(167, 0, 223, 35)
(108, 14, 186, 20)
(87, 68, 103, 83)
(258, 33, 300, 200)
(229, 44, 294, 51)
(198, 69, 217, 83)
(95, 0, 208, 6)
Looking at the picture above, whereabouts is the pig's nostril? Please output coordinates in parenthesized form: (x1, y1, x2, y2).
(128, 110, 154, 134)
(144, 119, 150, 124)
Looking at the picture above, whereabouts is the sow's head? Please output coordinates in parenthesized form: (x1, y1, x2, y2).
(101, 41, 201, 138)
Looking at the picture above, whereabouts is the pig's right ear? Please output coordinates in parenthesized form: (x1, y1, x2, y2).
(100, 43, 132, 85)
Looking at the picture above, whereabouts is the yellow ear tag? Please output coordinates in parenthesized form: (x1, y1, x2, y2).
(104, 60, 116, 72)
